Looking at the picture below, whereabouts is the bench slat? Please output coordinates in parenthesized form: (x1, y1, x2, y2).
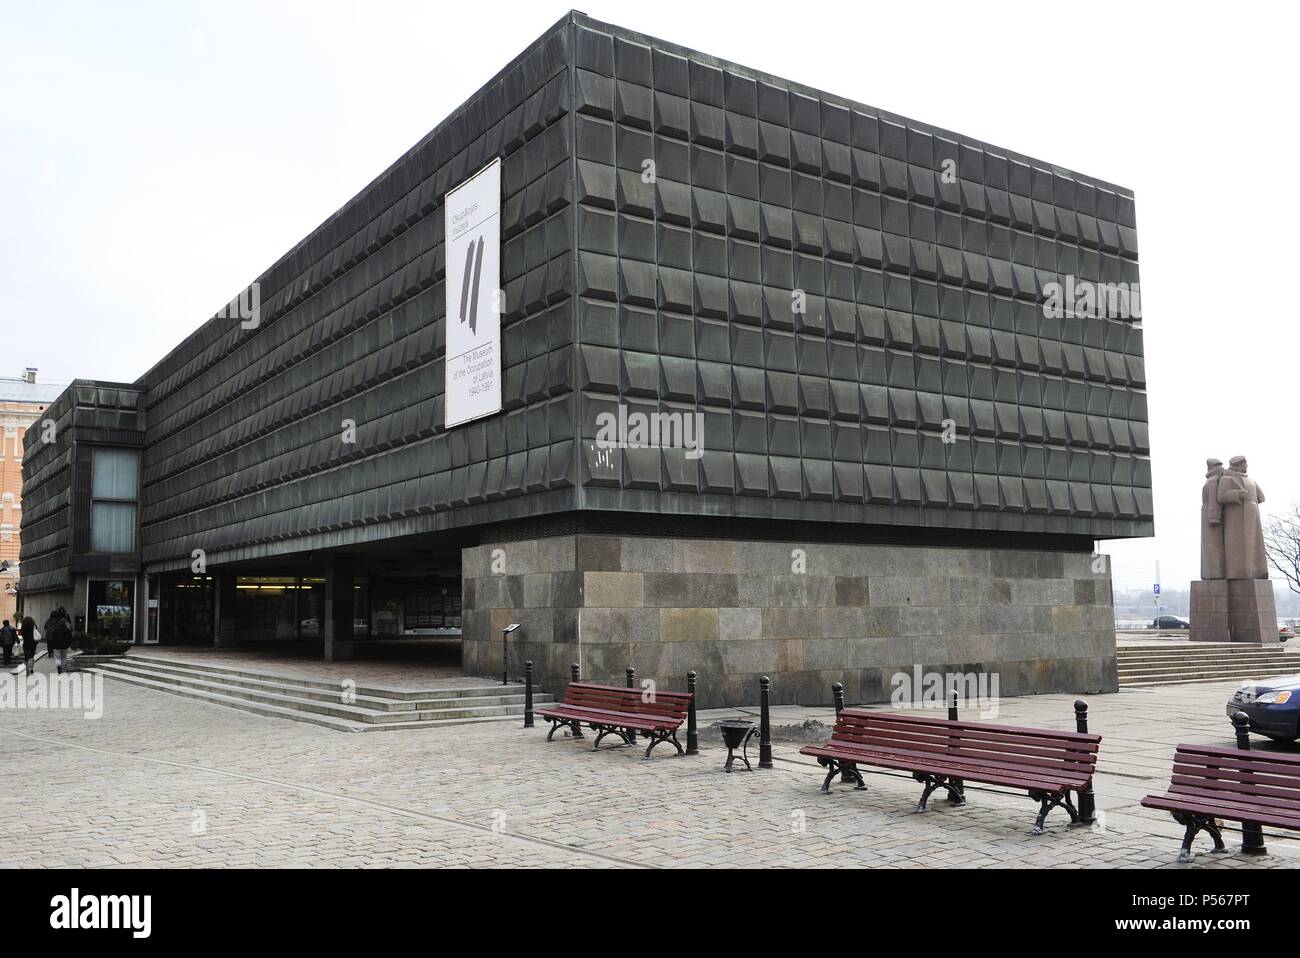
(830, 724, 1098, 767)
(1175, 759, 1300, 795)
(536, 705, 681, 731)
(833, 716, 1099, 753)
(1142, 793, 1300, 831)
(1172, 743, 1300, 768)
(1168, 778, 1300, 813)
(809, 739, 1094, 785)
(1171, 751, 1300, 781)
(801, 743, 1078, 793)
(839, 708, 1100, 745)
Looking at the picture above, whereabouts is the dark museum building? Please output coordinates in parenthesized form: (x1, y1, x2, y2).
(20, 11, 1147, 706)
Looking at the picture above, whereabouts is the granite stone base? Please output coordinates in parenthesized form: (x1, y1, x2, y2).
(1189, 580, 1230, 642)
(1190, 579, 1279, 643)
(460, 535, 1117, 709)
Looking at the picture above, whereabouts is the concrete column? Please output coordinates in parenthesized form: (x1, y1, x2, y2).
(323, 557, 355, 662)
(213, 573, 237, 648)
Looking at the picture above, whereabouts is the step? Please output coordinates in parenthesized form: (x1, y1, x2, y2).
(92, 669, 536, 732)
(97, 662, 553, 725)
(1119, 669, 1300, 685)
(1119, 660, 1300, 673)
(96, 658, 538, 711)
(1119, 671, 1300, 684)
(1118, 670, 1300, 686)
(118, 653, 521, 701)
(1112, 647, 1294, 655)
(1112, 642, 1294, 649)
(1117, 655, 1296, 665)
(98, 660, 555, 724)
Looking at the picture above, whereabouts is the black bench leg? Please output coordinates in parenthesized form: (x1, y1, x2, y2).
(1032, 795, 1051, 835)
(914, 774, 961, 811)
(545, 719, 563, 742)
(819, 760, 841, 795)
(642, 730, 683, 760)
(916, 774, 942, 812)
(1173, 812, 1228, 863)
(591, 726, 634, 751)
(1029, 790, 1079, 835)
(839, 761, 867, 789)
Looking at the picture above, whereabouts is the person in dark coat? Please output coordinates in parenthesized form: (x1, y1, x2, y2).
(20, 615, 38, 676)
(0, 619, 16, 667)
(45, 609, 73, 675)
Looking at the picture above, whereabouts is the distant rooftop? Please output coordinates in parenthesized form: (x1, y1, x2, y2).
(0, 372, 67, 405)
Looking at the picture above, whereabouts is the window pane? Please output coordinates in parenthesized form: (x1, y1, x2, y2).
(91, 502, 136, 553)
(92, 449, 139, 500)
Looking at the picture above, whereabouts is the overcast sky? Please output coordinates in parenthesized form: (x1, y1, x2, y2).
(3, 0, 1296, 597)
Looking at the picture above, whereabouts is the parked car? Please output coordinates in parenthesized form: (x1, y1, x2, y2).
(1228, 676, 1300, 741)
(1150, 615, 1190, 629)
(1279, 626, 1295, 643)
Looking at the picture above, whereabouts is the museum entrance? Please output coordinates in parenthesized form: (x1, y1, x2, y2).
(150, 532, 468, 670)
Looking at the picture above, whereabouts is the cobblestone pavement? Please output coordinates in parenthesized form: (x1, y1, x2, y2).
(1, 661, 1295, 868)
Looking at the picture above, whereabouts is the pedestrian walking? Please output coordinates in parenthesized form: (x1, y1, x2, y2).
(20, 615, 38, 676)
(0, 618, 16, 667)
(44, 608, 73, 675)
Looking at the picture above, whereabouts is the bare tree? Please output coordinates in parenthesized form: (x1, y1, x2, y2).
(1264, 504, 1300, 596)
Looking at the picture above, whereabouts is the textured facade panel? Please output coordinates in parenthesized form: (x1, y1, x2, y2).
(134, 19, 577, 569)
(569, 14, 1148, 540)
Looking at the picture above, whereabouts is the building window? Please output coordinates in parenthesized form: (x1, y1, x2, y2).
(88, 579, 134, 639)
(90, 448, 139, 554)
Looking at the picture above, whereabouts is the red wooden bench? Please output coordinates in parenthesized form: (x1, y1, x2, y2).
(535, 681, 693, 760)
(800, 708, 1101, 834)
(1141, 742, 1300, 862)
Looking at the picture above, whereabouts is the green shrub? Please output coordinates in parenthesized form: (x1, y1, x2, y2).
(71, 634, 132, 655)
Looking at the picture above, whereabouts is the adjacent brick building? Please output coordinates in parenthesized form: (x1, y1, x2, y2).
(1, 369, 67, 626)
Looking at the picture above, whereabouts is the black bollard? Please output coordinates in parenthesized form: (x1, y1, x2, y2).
(832, 683, 853, 783)
(685, 671, 699, 756)
(758, 676, 774, 769)
(569, 662, 584, 739)
(523, 660, 534, 728)
(1073, 699, 1096, 824)
(626, 667, 640, 741)
(1234, 711, 1267, 855)
(946, 687, 964, 801)
(1234, 709, 1252, 751)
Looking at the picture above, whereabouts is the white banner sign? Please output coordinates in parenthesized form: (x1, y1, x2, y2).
(444, 157, 502, 428)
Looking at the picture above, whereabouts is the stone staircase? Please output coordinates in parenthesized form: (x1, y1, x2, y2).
(1118, 643, 1300, 687)
(89, 653, 551, 732)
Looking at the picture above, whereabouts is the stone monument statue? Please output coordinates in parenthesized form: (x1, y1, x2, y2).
(1200, 458, 1225, 580)
(1190, 454, 1277, 643)
(1217, 455, 1268, 579)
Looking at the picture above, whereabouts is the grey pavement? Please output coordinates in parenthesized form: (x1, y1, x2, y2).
(0, 659, 1294, 869)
